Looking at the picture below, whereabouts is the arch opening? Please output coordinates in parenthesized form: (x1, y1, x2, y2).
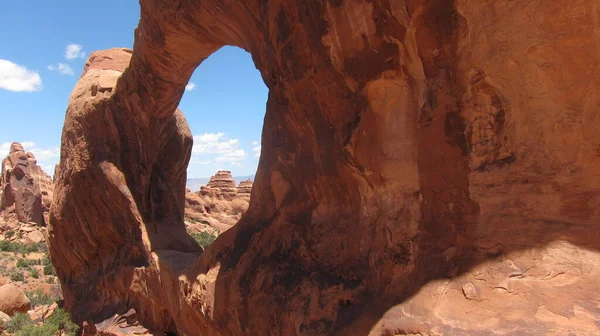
(180, 45, 268, 245)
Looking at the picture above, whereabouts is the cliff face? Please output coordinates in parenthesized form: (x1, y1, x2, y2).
(49, 1, 600, 335)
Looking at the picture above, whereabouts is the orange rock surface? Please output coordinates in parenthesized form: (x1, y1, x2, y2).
(236, 179, 253, 199)
(1, 142, 53, 226)
(49, 1, 600, 335)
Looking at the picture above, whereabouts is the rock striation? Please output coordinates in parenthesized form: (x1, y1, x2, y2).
(206, 171, 236, 192)
(49, 1, 600, 335)
(236, 179, 253, 199)
(184, 189, 238, 234)
(184, 172, 253, 234)
(1, 142, 53, 226)
(201, 170, 238, 201)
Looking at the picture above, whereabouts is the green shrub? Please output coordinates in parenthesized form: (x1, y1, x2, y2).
(5, 312, 33, 333)
(27, 243, 46, 253)
(10, 270, 24, 282)
(6, 309, 78, 336)
(26, 289, 55, 308)
(16, 258, 27, 268)
(42, 254, 51, 265)
(46, 277, 55, 284)
(31, 268, 40, 279)
(15, 323, 59, 336)
(0, 239, 12, 252)
(4, 230, 14, 239)
(43, 263, 56, 276)
(47, 308, 79, 336)
(0, 240, 45, 254)
(17, 258, 40, 268)
(191, 232, 217, 248)
(41, 254, 56, 276)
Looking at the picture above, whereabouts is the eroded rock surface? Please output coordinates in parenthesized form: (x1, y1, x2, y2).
(184, 188, 243, 233)
(184, 176, 251, 234)
(236, 179, 253, 199)
(49, 1, 600, 335)
(1, 142, 53, 226)
(205, 171, 237, 195)
(183, 171, 252, 233)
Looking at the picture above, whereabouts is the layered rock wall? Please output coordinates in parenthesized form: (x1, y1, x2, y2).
(206, 171, 236, 192)
(202, 170, 238, 200)
(236, 179, 253, 199)
(49, 1, 600, 335)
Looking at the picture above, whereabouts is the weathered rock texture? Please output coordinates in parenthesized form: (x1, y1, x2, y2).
(184, 176, 251, 234)
(206, 171, 236, 193)
(236, 179, 253, 199)
(182, 171, 252, 233)
(184, 189, 239, 234)
(49, 1, 600, 335)
(1, 142, 53, 226)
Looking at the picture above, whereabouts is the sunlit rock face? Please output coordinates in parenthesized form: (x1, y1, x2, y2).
(49, 1, 600, 335)
(1, 142, 53, 226)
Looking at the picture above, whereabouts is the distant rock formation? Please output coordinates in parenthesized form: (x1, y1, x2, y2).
(0, 142, 53, 226)
(184, 171, 253, 233)
(201, 170, 237, 200)
(236, 179, 253, 199)
(206, 170, 236, 191)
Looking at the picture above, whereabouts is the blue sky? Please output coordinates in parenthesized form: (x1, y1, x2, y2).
(0, 1, 267, 178)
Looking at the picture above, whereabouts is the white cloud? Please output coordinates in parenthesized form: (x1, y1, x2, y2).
(215, 149, 248, 163)
(47, 62, 74, 76)
(30, 147, 60, 161)
(0, 141, 59, 161)
(189, 158, 213, 165)
(252, 141, 261, 158)
(0, 59, 43, 92)
(185, 82, 196, 91)
(188, 133, 255, 174)
(192, 132, 240, 155)
(215, 149, 247, 167)
(65, 44, 85, 60)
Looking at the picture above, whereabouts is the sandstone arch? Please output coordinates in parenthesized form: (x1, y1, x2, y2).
(49, 1, 600, 335)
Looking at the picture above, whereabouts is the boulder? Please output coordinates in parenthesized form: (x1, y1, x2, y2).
(27, 302, 58, 322)
(24, 230, 45, 244)
(0, 311, 10, 324)
(0, 284, 30, 316)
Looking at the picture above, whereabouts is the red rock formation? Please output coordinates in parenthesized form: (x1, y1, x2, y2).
(206, 171, 236, 191)
(49, 1, 600, 335)
(203, 170, 238, 200)
(184, 178, 249, 233)
(236, 179, 253, 199)
(1, 142, 53, 226)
